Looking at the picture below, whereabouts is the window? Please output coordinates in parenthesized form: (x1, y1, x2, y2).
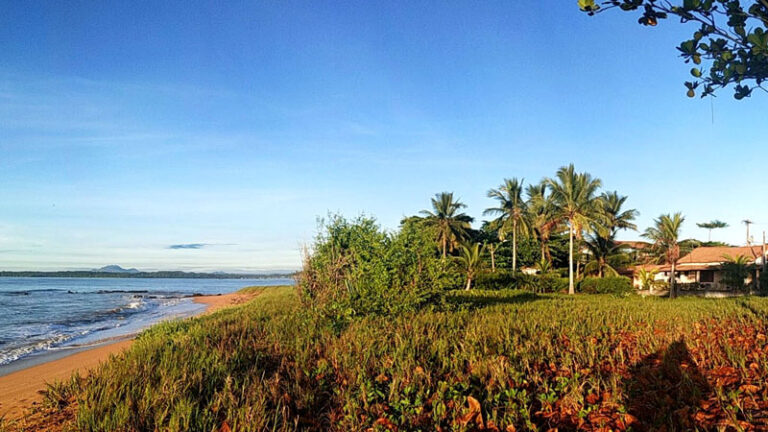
(700, 270, 715, 283)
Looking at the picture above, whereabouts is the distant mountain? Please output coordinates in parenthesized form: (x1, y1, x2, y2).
(94, 265, 141, 274)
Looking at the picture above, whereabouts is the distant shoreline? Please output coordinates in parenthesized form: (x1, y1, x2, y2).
(0, 271, 297, 279)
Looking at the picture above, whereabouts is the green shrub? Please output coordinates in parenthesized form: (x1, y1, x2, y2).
(512, 272, 539, 291)
(474, 270, 517, 290)
(537, 274, 569, 293)
(297, 214, 449, 319)
(473, 271, 568, 293)
(579, 276, 633, 296)
(760, 270, 768, 294)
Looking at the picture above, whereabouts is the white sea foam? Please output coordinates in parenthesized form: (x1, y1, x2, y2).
(0, 333, 74, 365)
(0, 277, 280, 368)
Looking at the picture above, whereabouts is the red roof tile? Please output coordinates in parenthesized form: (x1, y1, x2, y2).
(677, 246, 765, 264)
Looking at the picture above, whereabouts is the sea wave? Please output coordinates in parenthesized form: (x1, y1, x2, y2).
(0, 296, 201, 367)
(0, 333, 74, 365)
(0, 289, 192, 297)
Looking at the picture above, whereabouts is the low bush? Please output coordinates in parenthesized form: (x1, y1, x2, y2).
(474, 271, 568, 293)
(473, 269, 517, 290)
(579, 276, 634, 295)
(677, 282, 705, 291)
(537, 273, 570, 293)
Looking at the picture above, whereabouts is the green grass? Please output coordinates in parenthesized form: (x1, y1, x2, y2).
(28, 287, 768, 431)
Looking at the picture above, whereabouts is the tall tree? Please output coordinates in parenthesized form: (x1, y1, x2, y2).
(526, 182, 561, 265)
(484, 178, 529, 272)
(547, 165, 604, 294)
(579, 0, 768, 100)
(642, 213, 686, 299)
(455, 242, 485, 290)
(420, 192, 473, 259)
(696, 220, 729, 242)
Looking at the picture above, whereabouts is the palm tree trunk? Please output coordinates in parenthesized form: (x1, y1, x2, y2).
(465, 276, 472, 290)
(490, 244, 496, 272)
(542, 237, 552, 265)
(568, 223, 575, 295)
(442, 236, 447, 260)
(512, 220, 518, 272)
(670, 262, 677, 299)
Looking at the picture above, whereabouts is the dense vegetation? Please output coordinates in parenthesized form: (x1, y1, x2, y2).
(298, 215, 450, 319)
(11, 286, 768, 431)
(297, 164, 730, 310)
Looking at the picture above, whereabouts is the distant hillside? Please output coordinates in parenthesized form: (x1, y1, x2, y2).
(94, 265, 141, 274)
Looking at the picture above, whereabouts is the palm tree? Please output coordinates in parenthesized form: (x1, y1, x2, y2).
(642, 213, 685, 299)
(583, 233, 630, 278)
(535, 257, 552, 275)
(420, 192, 473, 259)
(721, 254, 754, 291)
(547, 164, 604, 294)
(479, 221, 503, 272)
(526, 182, 561, 265)
(696, 220, 729, 242)
(600, 191, 638, 235)
(484, 178, 529, 272)
(637, 267, 660, 292)
(582, 191, 637, 278)
(455, 242, 485, 290)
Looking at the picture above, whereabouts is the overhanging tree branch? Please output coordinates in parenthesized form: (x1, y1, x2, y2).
(579, 0, 768, 99)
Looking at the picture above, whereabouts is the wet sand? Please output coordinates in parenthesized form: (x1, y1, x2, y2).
(0, 290, 257, 420)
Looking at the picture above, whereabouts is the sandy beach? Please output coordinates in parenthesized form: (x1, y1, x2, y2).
(0, 290, 258, 420)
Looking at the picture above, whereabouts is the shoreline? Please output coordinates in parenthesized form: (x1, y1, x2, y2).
(0, 290, 258, 420)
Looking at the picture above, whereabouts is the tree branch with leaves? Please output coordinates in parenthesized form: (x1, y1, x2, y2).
(579, 0, 768, 99)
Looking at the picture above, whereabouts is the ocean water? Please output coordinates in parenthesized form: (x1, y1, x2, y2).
(0, 277, 293, 373)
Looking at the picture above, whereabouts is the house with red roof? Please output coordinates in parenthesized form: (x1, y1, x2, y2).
(632, 245, 766, 292)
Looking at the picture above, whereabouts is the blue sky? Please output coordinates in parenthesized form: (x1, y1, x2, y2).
(1, 1, 767, 271)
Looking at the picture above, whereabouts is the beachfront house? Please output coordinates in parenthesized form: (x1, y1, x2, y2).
(632, 245, 767, 292)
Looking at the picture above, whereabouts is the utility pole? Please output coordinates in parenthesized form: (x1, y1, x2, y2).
(743, 219, 754, 246)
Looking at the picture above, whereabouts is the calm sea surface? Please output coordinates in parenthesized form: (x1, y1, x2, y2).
(0, 277, 292, 373)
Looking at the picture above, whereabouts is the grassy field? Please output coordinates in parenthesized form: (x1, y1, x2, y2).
(6, 286, 768, 431)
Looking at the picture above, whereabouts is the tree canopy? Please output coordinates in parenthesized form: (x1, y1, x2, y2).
(579, 0, 768, 99)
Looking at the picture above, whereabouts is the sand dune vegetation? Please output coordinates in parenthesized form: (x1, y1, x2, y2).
(5, 286, 768, 431)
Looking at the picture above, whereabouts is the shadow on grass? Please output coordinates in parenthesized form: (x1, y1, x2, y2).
(443, 290, 541, 310)
(623, 340, 710, 431)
